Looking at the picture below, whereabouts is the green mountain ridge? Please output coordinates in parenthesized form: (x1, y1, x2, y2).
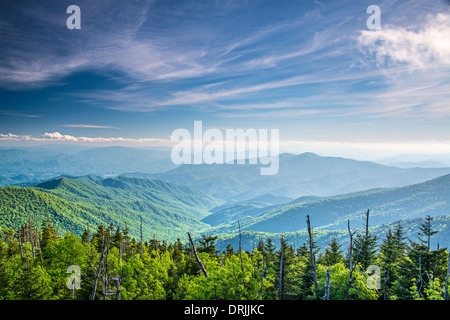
(206, 173, 450, 236)
(1, 164, 449, 257)
(0, 175, 223, 242)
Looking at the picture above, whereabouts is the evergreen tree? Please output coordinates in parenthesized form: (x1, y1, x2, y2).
(81, 228, 90, 244)
(40, 219, 58, 250)
(352, 210, 378, 271)
(263, 238, 277, 266)
(417, 215, 438, 250)
(112, 226, 124, 251)
(379, 223, 407, 299)
(197, 235, 219, 255)
(224, 244, 234, 256)
(320, 237, 343, 266)
(395, 217, 447, 299)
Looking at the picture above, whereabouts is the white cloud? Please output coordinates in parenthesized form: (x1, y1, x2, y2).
(0, 132, 172, 146)
(358, 12, 450, 70)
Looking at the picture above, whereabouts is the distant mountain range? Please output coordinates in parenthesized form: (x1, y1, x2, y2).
(1, 147, 450, 251)
(0, 146, 177, 186)
(205, 173, 450, 234)
(3, 146, 450, 201)
(124, 152, 450, 201)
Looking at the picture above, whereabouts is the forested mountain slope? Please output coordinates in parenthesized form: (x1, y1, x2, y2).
(0, 176, 222, 241)
(207, 174, 450, 234)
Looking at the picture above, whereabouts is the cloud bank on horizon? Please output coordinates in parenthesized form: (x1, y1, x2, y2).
(0, 0, 449, 159)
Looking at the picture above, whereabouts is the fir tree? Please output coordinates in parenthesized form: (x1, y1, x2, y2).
(320, 237, 343, 266)
(352, 210, 378, 271)
(417, 215, 438, 250)
(197, 235, 219, 255)
(379, 223, 407, 299)
(396, 217, 447, 299)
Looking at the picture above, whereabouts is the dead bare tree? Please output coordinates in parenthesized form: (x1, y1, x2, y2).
(347, 219, 357, 298)
(18, 230, 24, 264)
(259, 255, 265, 296)
(34, 225, 44, 266)
(364, 209, 370, 238)
(91, 234, 111, 300)
(104, 277, 124, 300)
(187, 232, 208, 277)
(278, 240, 284, 300)
(418, 257, 424, 299)
(306, 215, 318, 299)
(28, 216, 35, 259)
(238, 221, 244, 274)
(444, 251, 450, 300)
(87, 224, 91, 253)
(23, 228, 29, 270)
(323, 267, 331, 300)
(140, 215, 144, 263)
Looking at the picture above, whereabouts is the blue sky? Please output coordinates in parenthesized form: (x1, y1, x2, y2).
(0, 0, 449, 159)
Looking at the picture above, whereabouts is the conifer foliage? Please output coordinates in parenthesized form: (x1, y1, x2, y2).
(0, 211, 449, 300)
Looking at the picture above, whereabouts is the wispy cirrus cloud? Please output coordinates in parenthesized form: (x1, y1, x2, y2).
(0, 0, 220, 88)
(62, 124, 121, 129)
(0, 110, 40, 118)
(1, 0, 449, 155)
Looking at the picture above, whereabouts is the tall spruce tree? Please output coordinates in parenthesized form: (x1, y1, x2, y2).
(395, 216, 447, 299)
(379, 223, 407, 299)
(320, 237, 343, 266)
(352, 210, 378, 271)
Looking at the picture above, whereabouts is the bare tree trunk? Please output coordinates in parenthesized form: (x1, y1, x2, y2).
(28, 216, 35, 259)
(112, 277, 122, 300)
(87, 224, 91, 253)
(18, 230, 24, 264)
(444, 251, 450, 300)
(91, 235, 110, 300)
(278, 244, 283, 300)
(324, 267, 331, 300)
(384, 269, 389, 300)
(307, 215, 318, 299)
(260, 255, 265, 296)
(347, 219, 356, 298)
(140, 216, 144, 263)
(187, 232, 208, 277)
(23, 228, 29, 270)
(35, 226, 44, 266)
(418, 257, 424, 299)
(365, 209, 370, 238)
(238, 221, 244, 274)
(103, 240, 110, 301)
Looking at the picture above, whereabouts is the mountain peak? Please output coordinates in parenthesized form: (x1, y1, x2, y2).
(298, 152, 319, 158)
(35, 177, 71, 190)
